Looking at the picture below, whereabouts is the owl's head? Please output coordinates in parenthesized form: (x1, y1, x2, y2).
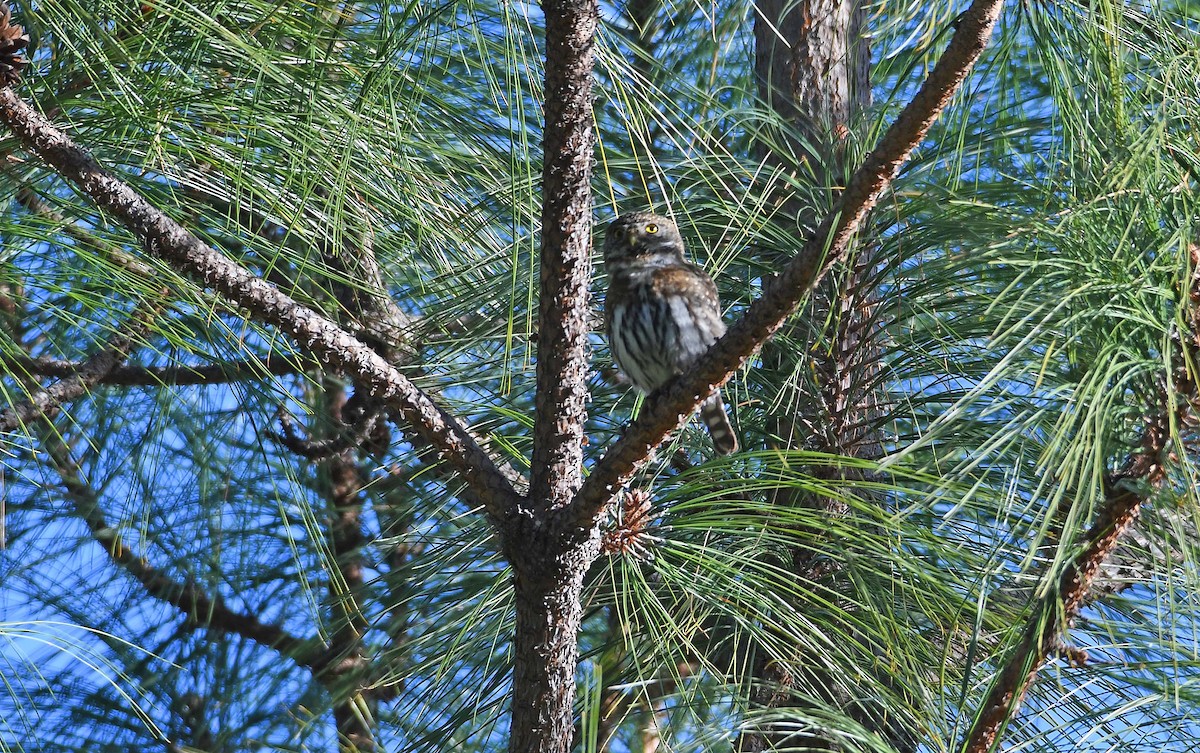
(602, 211, 686, 264)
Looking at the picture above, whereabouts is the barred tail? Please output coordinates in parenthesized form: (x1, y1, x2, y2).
(700, 393, 737, 455)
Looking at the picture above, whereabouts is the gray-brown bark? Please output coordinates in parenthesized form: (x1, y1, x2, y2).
(0, 87, 524, 520)
(529, 0, 597, 511)
(508, 526, 603, 753)
(321, 382, 377, 753)
(2, 353, 304, 385)
(506, 0, 599, 747)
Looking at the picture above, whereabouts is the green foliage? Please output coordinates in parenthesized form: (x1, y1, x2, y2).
(2, 0, 1200, 752)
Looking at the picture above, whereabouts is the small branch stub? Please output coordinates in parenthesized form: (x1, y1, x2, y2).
(0, 3, 28, 88)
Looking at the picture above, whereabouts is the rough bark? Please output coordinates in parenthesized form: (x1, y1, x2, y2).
(754, 0, 871, 173)
(0, 87, 523, 519)
(528, 0, 597, 511)
(506, 0, 599, 748)
(322, 383, 376, 753)
(507, 524, 603, 753)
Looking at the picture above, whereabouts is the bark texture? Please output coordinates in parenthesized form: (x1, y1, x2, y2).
(508, 527, 603, 753)
(529, 0, 597, 511)
(509, 0, 599, 748)
(754, 0, 870, 168)
(0, 87, 522, 519)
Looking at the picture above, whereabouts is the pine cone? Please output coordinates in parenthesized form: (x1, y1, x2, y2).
(0, 3, 30, 88)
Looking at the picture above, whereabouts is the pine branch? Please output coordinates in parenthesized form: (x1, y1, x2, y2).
(960, 418, 1170, 753)
(13, 183, 159, 279)
(572, 0, 1006, 520)
(962, 242, 1200, 752)
(0, 86, 524, 520)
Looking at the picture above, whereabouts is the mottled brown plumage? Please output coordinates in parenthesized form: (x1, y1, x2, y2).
(603, 211, 737, 454)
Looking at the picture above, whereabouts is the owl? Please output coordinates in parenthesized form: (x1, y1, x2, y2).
(603, 211, 737, 454)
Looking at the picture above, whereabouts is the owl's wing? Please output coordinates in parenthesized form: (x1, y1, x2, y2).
(683, 261, 722, 312)
(651, 263, 726, 364)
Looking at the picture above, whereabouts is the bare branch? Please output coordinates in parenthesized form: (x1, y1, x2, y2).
(572, 0, 1005, 521)
(271, 405, 386, 461)
(3, 353, 304, 386)
(0, 87, 523, 519)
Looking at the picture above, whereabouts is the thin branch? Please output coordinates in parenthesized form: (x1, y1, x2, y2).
(3, 353, 304, 386)
(527, 0, 596, 511)
(0, 86, 524, 519)
(13, 183, 158, 279)
(0, 302, 163, 432)
(39, 431, 322, 669)
(321, 383, 377, 752)
(960, 418, 1169, 753)
(572, 0, 1006, 520)
(271, 405, 385, 461)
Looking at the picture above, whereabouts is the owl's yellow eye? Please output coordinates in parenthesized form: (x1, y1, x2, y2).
(645, 223, 659, 234)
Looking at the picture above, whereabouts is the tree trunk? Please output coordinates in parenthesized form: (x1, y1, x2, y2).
(755, 0, 870, 165)
(508, 527, 602, 753)
(509, 0, 598, 745)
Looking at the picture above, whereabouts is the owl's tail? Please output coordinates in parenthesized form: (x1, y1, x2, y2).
(700, 392, 738, 455)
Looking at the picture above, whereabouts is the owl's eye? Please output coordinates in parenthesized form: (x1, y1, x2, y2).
(645, 223, 659, 234)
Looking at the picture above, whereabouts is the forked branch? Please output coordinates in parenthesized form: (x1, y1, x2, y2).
(0, 301, 164, 432)
(40, 431, 322, 668)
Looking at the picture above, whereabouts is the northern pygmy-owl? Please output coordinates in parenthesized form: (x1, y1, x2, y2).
(603, 211, 737, 454)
